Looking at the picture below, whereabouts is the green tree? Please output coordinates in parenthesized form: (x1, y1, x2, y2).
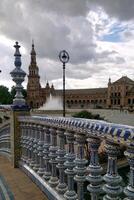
(0, 85, 12, 104)
(72, 110, 104, 120)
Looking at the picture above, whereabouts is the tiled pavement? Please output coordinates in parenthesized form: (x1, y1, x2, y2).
(0, 155, 48, 200)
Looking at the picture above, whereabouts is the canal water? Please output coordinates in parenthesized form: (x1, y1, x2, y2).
(68, 108, 134, 126)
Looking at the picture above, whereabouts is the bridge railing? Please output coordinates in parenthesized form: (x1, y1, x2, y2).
(18, 115, 134, 200)
(0, 121, 11, 158)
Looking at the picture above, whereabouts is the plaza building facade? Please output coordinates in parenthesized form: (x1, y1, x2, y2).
(27, 44, 134, 110)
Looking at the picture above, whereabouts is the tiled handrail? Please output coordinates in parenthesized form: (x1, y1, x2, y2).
(18, 116, 134, 200)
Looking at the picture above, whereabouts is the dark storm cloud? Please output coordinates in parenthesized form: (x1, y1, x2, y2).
(23, 0, 89, 17)
(0, 0, 132, 65)
(92, 0, 134, 21)
(0, 0, 96, 65)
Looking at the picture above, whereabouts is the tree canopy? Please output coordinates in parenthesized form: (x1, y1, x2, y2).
(0, 85, 27, 105)
(0, 85, 12, 104)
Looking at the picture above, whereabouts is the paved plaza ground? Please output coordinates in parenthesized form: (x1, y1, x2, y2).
(0, 155, 48, 200)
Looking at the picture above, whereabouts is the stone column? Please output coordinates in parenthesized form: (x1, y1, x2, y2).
(124, 145, 134, 200)
(56, 129, 67, 194)
(48, 128, 59, 187)
(37, 125, 45, 176)
(86, 137, 103, 200)
(43, 126, 51, 181)
(74, 133, 87, 200)
(103, 140, 122, 200)
(64, 131, 77, 200)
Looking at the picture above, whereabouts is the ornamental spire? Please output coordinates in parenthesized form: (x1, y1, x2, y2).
(30, 40, 36, 65)
(14, 41, 21, 69)
(10, 41, 26, 107)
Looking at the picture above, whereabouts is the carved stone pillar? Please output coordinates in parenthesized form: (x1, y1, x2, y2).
(86, 137, 103, 200)
(74, 133, 87, 200)
(56, 129, 67, 194)
(37, 125, 45, 176)
(33, 124, 40, 171)
(48, 128, 59, 187)
(64, 131, 77, 200)
(103, 140, 122, 200)
(124, 145, 134, 200)
(43, 127, 51, 181)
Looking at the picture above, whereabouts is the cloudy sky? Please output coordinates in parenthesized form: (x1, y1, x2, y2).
(0, 0, 134, 90)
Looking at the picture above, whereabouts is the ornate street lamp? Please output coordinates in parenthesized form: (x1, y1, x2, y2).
(59, 50, 69, 117)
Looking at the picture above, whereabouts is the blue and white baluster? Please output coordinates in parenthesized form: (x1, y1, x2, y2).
(43, 126, 51, 181)
(74, 133, 87, 200)
(56, 129, 67, 194)
(20, 122, 24, 162)
(30, 124, 36, 168)
(86, 137, 103, 200)
(26, 123, 31, 165)
(48, 127, 59, 187)
(25, 123, 29, 163)
(103, 140, 122, 200)
(33, 124, 40, 171)
(124, 145, 134, 200)
(22, 122, 28, 162)
(64, 131, 77, 200)
(28, 124, 34, 166)
(37, 125, 45, 176)
(23, 123, 29, 163)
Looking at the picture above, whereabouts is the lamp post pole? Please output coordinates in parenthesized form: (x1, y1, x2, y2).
(59, 50, 69, 117)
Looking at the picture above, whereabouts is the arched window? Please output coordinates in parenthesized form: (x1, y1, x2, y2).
(71, 100, 73, 104)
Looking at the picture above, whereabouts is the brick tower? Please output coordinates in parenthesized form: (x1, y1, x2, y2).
(27, 42, 43, 108)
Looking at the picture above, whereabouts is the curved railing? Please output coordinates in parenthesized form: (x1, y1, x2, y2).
(18, 115, 134, 200)
(0, 121, 11, 158)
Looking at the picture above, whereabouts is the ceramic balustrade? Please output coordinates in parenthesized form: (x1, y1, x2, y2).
(19, 116, 134, 200)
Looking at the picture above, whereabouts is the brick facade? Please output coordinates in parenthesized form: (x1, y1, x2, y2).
(27, 44, 134, 110)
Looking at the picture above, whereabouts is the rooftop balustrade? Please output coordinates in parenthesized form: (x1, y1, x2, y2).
(18, 115, 134, 200)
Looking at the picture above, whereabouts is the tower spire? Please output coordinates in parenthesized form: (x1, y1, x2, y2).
(31, 40, 36, 65)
